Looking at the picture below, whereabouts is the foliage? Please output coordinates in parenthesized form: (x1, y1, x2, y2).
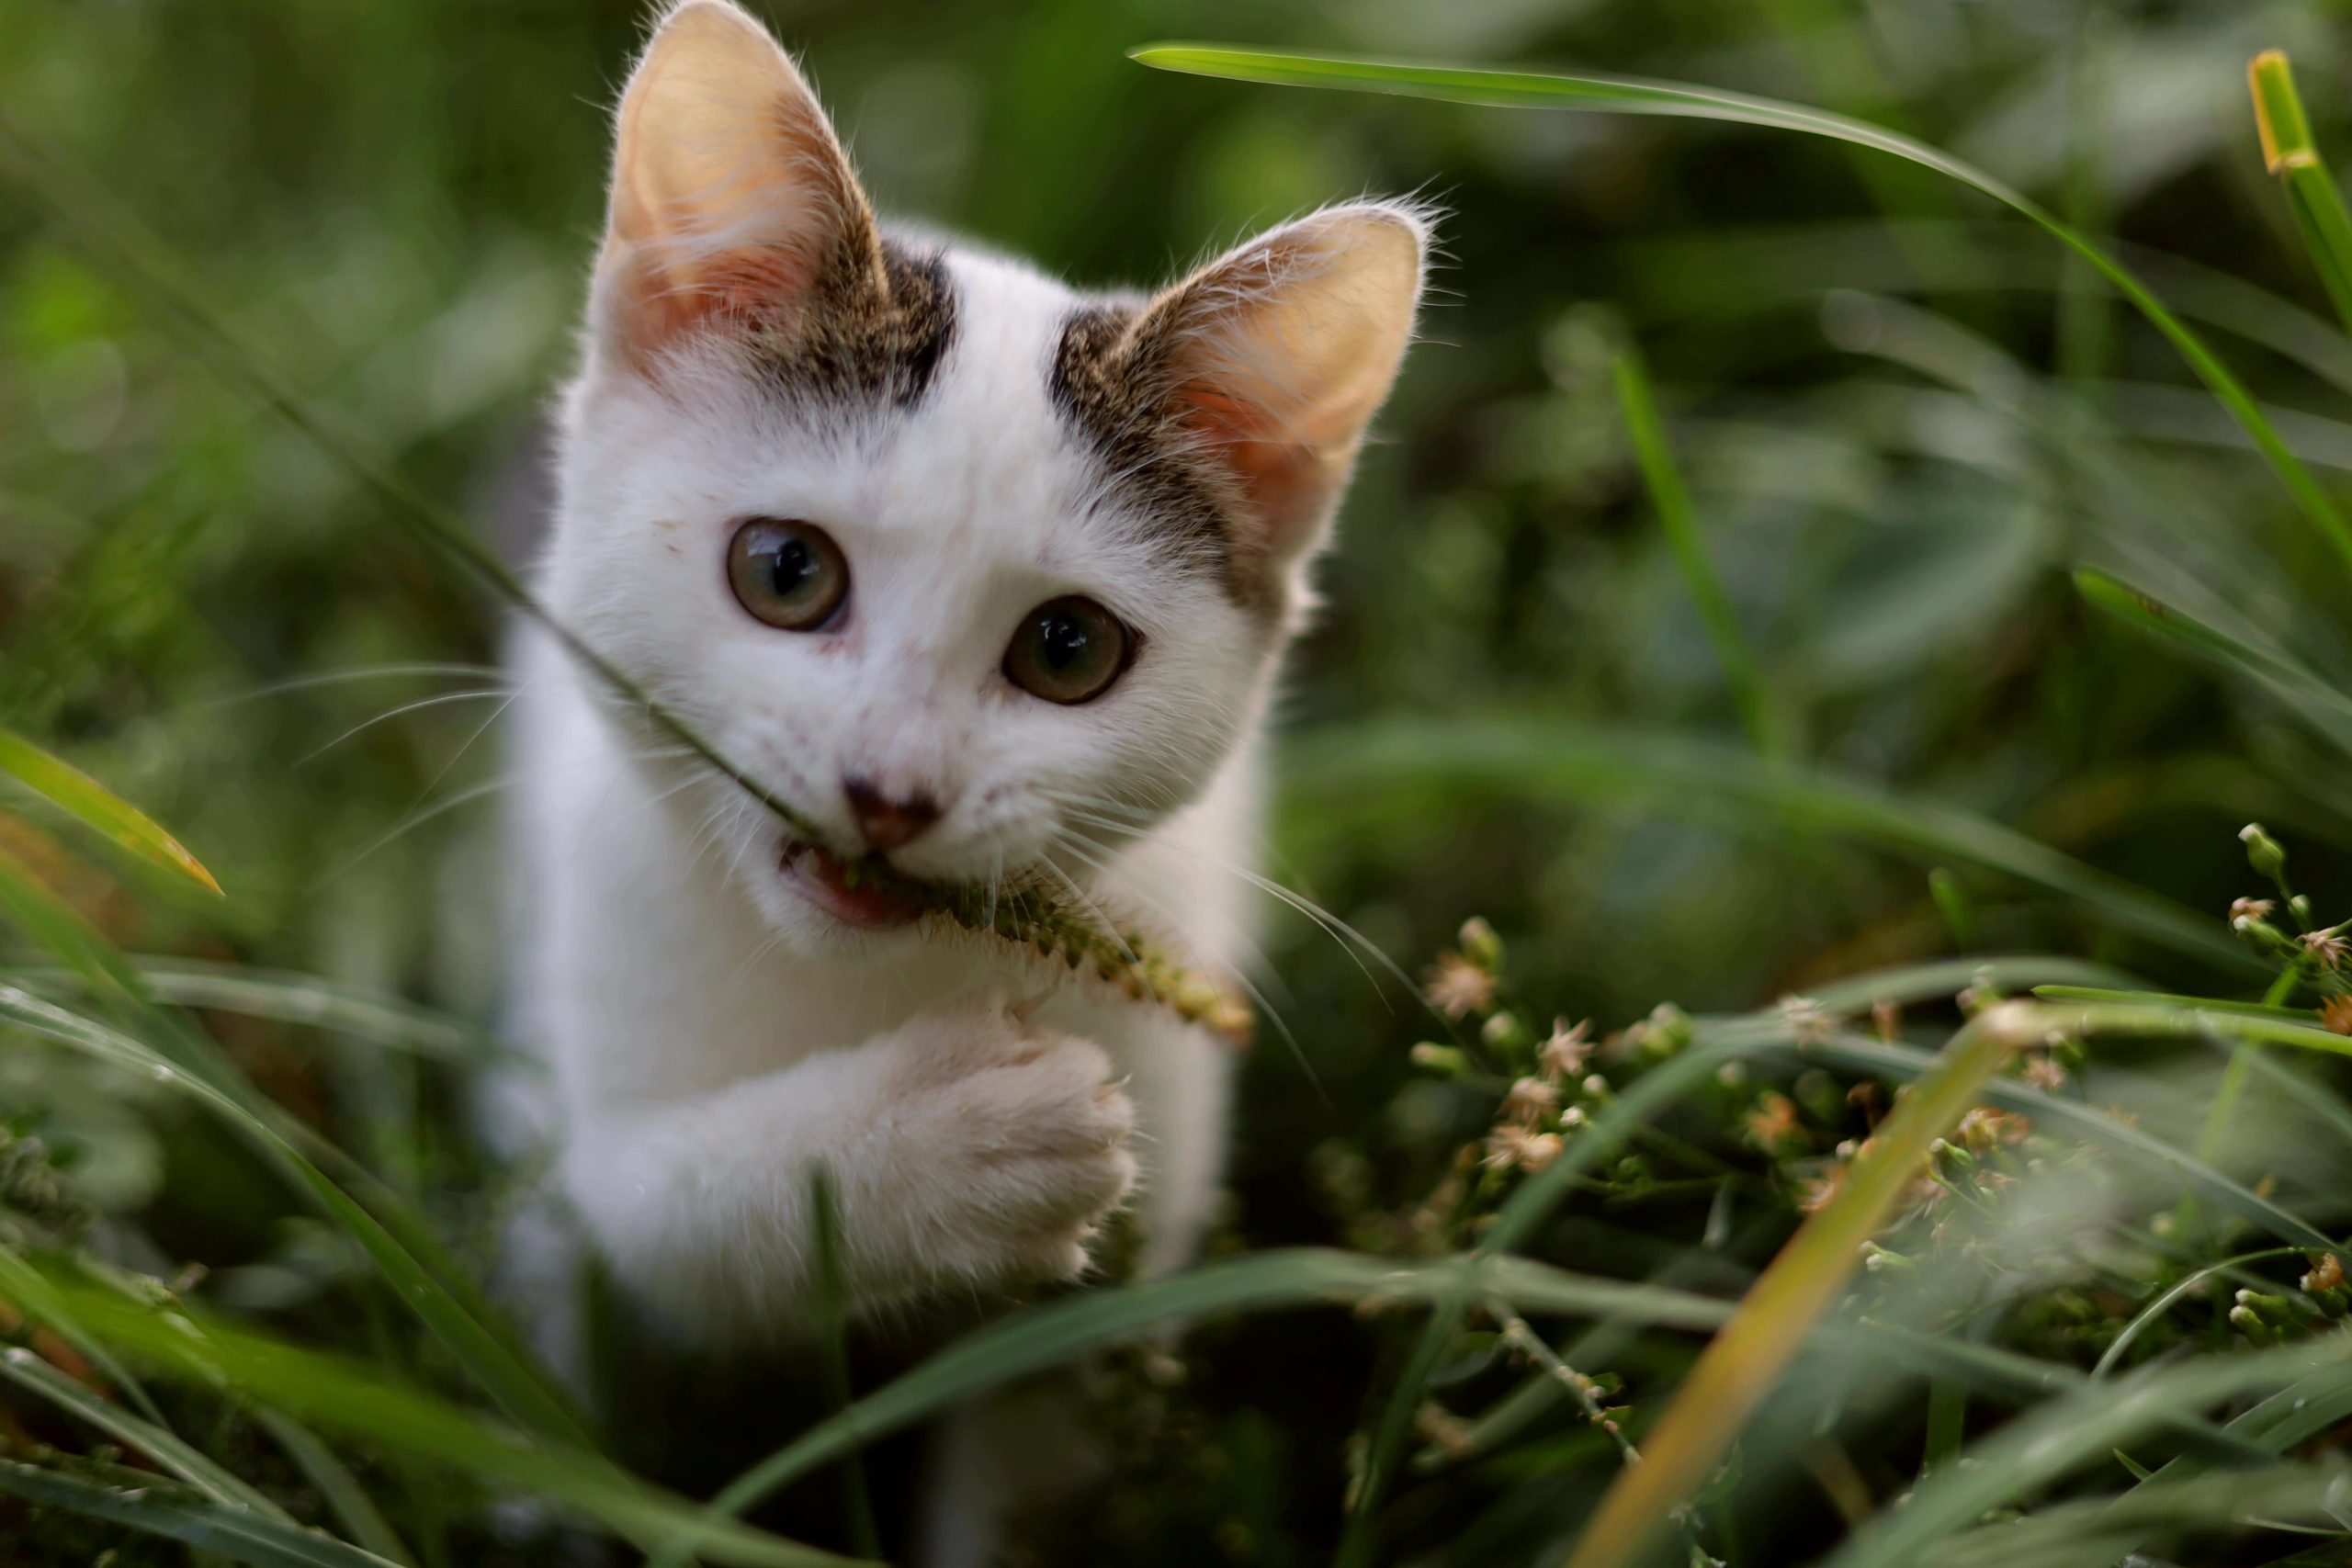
(7, 0, 2352, 1564)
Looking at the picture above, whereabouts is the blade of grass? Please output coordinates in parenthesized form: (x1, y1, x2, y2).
(0, 1235, 168, 1430)
(1820, 1338, 2352, 1568)
(2252, 51, 2352, 335)
(1928, 868, 1977, 949)
(2091, 1247, 2306, 1378)
(806, 1167, 877, 1561)
(1802, 1025, 2341, 1255)
(681, 1247, 1736, 1562)
(2031, 985, 2317, 1023)
(1345, 1036, 1758, 1565)
(1611, 344, 1784, 758)
(1925, 1461, 2352, 1568)
(0, 834, 571, 1441)
(1558, 1004, 2034, 1568)
(1356, 960, 2129, 1556)
(0, 730, 219, 895)
(0, 978, 588, 1446)
(254, 1410, 417, 1568)
(0, 1458, 399, 1568)
(6, 1261, 856, 1568)
(1280, 717, 2251, 974)
(1127, 44, 2352, 586)
(0, 1344, 292, 1520)
(2074, 568, 2352, 760)
(3, 958, 492, 1061)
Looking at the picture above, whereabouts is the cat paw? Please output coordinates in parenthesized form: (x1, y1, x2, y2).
(876, 1001, 1139, 1288)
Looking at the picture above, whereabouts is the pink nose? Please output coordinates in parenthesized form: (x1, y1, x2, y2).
(843, 777, 940, 853)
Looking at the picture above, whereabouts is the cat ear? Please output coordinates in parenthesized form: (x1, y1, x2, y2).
(1138, 203, 1428, 566)
(595, 0, 885, 366)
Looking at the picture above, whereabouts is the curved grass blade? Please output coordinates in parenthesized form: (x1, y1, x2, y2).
(682, 1247, 1735, 1562)
(0, 982, 587, 1446)
(1819, 1338, 2352, 1568)
(7, 1263, 854, 1568)
(1347, 1037, 1756, 1563)
(1926, 1461, 2352, 1568)
(2032, 984, 2317, 1023)
(0, 1459, 398, 1568)
(1361, 960, 2125, 1554)
(0, 1344, 292, 1521)
(1559, 1006, 2032, 1568)
(254, 1410, 416, 1568)
(1127, 44, 2352, 583)
(1280, 718, 2249, 974)
(2252, 51, 2352, 335)
(0, 847, 573, 1442)
(1611, 344, 1783, 758)
(0, 730, 219, 895)
(2, 958, 492, 1061)
(1792, 957, 2142, 1017)
(0, 1235, 169, 1430)
(1804, 1028, 2341, 1255)
(2075, 568, 2352, 759)
(2091, 1247, 2306, 1379)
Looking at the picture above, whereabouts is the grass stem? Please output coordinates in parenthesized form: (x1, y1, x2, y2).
(2251, 51, 2352, 335)
(1611, 346, 1785, 761)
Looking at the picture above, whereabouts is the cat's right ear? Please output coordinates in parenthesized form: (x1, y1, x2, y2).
(594, 0, 883, 369)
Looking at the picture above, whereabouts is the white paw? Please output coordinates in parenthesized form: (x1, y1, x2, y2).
(876, 1001, 1138, 1290)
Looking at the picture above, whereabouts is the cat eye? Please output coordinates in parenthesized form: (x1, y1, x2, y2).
(1002, 596, 1134, 705)
(727, 518, 849, 630)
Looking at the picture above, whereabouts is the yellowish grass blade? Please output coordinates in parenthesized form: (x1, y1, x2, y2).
(1557, 1003, 2035, 1568)
(0, 730, 219, 895)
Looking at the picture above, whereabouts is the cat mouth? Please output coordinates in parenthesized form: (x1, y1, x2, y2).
(779, 839, 927, 930)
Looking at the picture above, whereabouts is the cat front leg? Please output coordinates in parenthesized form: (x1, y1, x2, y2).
(560, 998, 1137, 1338)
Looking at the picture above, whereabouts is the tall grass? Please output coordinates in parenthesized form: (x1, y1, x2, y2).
(3, 8, 2352, 1568)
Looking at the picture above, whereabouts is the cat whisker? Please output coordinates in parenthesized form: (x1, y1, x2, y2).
(1045, 794, 1409, 1017)
(207, 661, 512, 710)
(313, 774, 515, 889)
(1047, 830, 1318, 1099)
(298, 687, 516, 766)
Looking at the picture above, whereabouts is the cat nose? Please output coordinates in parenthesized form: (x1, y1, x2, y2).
(842, 775, 941, 853)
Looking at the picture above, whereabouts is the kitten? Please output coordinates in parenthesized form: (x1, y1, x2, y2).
(508, 0, 1425, 1357)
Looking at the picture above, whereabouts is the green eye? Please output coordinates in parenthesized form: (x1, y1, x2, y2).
(727, 518, 849, 630)
(1003, 596, 1133, 705)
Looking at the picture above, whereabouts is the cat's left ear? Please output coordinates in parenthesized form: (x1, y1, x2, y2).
(1138, 202, 1429, 570)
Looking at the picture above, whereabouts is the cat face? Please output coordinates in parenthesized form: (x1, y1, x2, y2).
(546, 0, 1426, 954)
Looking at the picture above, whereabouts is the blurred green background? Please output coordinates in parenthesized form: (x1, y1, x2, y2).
(8, 0, 2352, 1561)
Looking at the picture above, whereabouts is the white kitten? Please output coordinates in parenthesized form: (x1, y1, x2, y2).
(507, 0, 1425, 1355)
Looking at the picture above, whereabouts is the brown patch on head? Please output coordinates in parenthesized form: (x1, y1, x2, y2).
(1049, 302, 1272, 616)
(745, 234, 956, 412)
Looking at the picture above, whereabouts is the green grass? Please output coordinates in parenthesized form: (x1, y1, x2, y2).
(6, 3, 2352, 1565)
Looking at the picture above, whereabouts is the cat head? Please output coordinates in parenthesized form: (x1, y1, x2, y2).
(548, 0, 1428, 953)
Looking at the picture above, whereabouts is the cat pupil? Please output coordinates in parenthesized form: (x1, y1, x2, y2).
(1041, 614, 1085, 669)
(773, 539, 814, 594)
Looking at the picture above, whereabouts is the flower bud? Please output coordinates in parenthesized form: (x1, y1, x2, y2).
(1457, 917, 1504, 973)
(2242, 823, 2288, 882)
(1410, 1043, 1468, 1077)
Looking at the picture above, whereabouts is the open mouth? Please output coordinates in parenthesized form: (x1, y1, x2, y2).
(779, 839, 928, 930)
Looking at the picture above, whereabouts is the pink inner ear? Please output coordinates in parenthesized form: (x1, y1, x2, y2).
(1177, 380, 1326, 539)
(608, 224, 827, 366)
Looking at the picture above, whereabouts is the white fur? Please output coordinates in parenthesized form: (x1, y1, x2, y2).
(505, 0, 1424, 1359)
